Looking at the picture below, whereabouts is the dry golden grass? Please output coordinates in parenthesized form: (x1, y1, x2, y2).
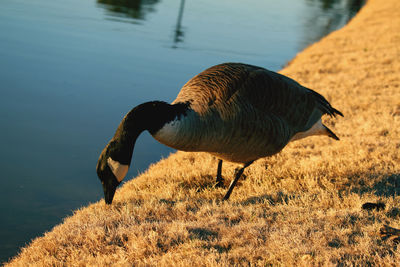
(7, 0, 400, 265)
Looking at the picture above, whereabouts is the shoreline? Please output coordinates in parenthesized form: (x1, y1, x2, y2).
(7, 0, 400, 265)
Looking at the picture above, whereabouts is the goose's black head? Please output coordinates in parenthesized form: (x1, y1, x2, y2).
(96, 143, 123, 204)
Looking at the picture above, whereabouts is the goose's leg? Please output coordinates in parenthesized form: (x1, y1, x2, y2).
(223, 161, 254, 200)
(215, 159, 224, 188)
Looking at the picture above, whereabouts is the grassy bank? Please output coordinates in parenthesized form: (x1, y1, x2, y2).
(7, 0, 400, 265)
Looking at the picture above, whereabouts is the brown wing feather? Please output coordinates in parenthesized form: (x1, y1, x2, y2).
(175, 63, 327, 131)
(172, 63, 341, 161)
(174, 63, 250, 114)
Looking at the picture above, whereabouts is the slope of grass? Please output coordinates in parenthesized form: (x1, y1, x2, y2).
(7, 0, 400, 265)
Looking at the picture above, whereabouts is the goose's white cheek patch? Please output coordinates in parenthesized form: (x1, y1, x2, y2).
(107, 157, 129, 182)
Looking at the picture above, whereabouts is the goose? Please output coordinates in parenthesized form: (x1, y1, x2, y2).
(96, 63, 343, 204)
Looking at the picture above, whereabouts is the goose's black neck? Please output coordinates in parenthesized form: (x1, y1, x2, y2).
(123, 101, 189, 135)
(106, 101, 190, 165)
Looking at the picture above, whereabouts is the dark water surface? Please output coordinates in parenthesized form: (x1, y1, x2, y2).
(0, 0, 363, 262)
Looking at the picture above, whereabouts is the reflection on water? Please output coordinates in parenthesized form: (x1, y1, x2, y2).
(313, 0, 363, 11)
(300, 0, 365, 49)
(0, 0, 364, 263)
(97, 0, 160, 20)
(97, 0, 364, 50)
(173, 0, 185, 48)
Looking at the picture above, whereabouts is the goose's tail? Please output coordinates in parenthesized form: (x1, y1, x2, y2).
(323, 125, 340, 140)
(309, 90, 343, 141)
(312, 90, 344, 117)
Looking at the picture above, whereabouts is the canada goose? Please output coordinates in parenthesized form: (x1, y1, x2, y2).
(96, 63, 343, 204)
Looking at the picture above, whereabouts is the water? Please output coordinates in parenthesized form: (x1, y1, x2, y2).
(0, 0, 363, 262)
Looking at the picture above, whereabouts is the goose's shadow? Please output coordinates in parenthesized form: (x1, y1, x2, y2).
(241, 172, 400, 205)
(241, 191, 299, 206)
(351, 173, 400, 197)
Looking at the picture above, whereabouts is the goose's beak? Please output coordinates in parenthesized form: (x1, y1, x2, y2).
(102, 180, 117, 205)
(97, 152, 121, 205)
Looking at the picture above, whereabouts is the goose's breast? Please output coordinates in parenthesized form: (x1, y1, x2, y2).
(152, 109, 215, 151)
(152, 108, 293, 163)
(152, 111, 235, 152)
